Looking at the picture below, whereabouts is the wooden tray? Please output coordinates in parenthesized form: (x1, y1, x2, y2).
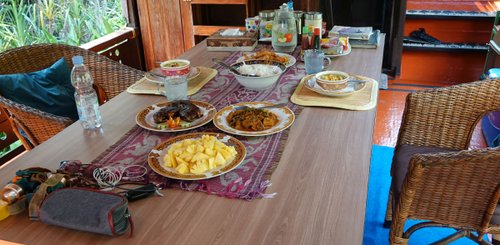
(127, 66, 217, 96)
(291, 74, 378, 110)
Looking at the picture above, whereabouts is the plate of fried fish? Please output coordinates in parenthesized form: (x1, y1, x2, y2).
(136, 100, 216, 132)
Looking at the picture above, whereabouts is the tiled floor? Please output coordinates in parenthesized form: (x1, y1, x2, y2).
(373, 78, 487, 148)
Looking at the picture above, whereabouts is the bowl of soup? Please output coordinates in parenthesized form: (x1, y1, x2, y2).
(160, 59, 190, 76)
(229, 60, 286, 90)
(315, 71, 349, 91)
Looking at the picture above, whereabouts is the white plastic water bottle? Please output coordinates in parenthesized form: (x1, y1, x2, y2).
(71, 56, 102, 129)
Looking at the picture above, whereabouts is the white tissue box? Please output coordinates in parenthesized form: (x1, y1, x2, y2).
(206, 30, 258, 51)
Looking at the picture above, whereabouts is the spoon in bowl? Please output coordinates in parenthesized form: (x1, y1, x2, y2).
(212, 58, 258, 77)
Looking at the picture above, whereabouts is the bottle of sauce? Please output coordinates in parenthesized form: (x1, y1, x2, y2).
(272, 3, 297, 52)
(312, 27, 321, 50)
(301, 26, 309, 56)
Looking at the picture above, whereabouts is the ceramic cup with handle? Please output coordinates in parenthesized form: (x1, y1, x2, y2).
(304, 49, 331, 74)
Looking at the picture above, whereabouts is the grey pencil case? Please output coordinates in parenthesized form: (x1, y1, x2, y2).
(39, 187, 132, 236)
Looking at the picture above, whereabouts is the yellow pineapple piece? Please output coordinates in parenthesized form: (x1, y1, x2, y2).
(175, 163, 189, 174)
(214, 152, 226, 166)
(208, 158, 216, 169)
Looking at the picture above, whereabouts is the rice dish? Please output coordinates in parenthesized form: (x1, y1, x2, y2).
(237, 64, 281, 77)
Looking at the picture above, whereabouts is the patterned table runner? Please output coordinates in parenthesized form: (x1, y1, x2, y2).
(91, 47, 305, 200)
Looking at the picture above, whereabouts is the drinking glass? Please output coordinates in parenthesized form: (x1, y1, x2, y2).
(304, 49, 331, 74)
(164, 76, 188, 101)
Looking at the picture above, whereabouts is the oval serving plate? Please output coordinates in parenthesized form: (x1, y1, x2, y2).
(145, 67, 201, 84)
(148, 132, 246, 180)
(236, 52, 296, 68)
(136, 100, 216, 132)
(303, 74, 367, 97)
(214, 101, 295, 137)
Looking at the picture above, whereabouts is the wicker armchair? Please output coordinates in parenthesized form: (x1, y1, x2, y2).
(0, 44, 145, 150)
(386, 79, 500, 244)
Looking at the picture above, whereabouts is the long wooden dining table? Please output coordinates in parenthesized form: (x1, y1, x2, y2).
(0, 38, 384, 244)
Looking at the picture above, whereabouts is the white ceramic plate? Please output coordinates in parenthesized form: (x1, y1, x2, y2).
(303, 75, 367, 97)
(214, 102, 295, 137)
(144, 67, 201, 84)
(237, 52, 296, 68)
(324, 44, 352, 58)
(136, 100, 216, 132)
(148, 132, 246, 180)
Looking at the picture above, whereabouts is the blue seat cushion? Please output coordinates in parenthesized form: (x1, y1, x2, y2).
(0, 58, 78, 120)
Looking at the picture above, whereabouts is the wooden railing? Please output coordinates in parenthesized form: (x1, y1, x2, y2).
(81, 27, 145, 71)
(0, 27, 145, 165)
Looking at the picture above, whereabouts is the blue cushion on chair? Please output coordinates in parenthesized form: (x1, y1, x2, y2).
(0, 58, 78, 120)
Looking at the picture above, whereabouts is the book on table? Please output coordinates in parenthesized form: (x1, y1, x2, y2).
(349, 30, 381, 49)
(329, 26, 373, 40)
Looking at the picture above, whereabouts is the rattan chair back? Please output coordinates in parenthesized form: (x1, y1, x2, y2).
(390, 148, 500, 244)
(396, 79, 500, 150)
(0, 44, 145, 149)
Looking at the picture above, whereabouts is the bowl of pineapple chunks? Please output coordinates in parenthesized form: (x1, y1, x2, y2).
(148, 133, 246, 180)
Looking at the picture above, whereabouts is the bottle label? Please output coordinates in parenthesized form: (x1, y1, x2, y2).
(75, 93, 102, 129)
(260, 21, 273, 38)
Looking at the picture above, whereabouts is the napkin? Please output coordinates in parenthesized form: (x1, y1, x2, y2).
(220, 28, 244, 36)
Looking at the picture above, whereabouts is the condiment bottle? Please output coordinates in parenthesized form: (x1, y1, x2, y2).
(301, 26, 309, 54)
(294, 11, 303, 44)
(312, 27, 321, 50)
(272, 3, 297, 52)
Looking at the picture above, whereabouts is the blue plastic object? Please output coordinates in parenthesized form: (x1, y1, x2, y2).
(486, 68, 500, 78)
(482, 111, 500, 147)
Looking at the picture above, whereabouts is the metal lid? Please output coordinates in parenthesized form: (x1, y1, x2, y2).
(259, 10, 275, 18)
(304, 12, 322, 20)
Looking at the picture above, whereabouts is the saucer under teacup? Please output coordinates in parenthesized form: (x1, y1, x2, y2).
(304, 75, 366, 97)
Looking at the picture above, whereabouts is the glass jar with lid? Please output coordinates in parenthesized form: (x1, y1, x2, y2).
(305, 12, 323, 36)
(259, 10, 275, 40)
(272, 3, 297, 52)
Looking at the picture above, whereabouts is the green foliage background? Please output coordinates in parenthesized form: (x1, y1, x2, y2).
(0, 0, 126, 52)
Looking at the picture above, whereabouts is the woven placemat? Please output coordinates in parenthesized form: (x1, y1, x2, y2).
(291, 75, 379, 110)
(126, 66, 217, 95)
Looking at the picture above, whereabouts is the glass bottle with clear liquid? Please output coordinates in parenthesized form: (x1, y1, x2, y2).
(71, 56, 102, 129)
(272, 3, 297, 52)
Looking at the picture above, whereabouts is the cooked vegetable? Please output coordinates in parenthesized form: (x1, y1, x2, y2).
(226, 108, 279, 131)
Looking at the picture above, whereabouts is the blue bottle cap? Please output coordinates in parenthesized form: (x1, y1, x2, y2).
(72, 56, 84, 65)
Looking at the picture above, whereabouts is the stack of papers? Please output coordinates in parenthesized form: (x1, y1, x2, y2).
(329, 26, 373, 40)
(349, 30, 381, 49)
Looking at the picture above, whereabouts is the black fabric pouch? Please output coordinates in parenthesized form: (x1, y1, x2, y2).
(39, 187, 132, 236)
